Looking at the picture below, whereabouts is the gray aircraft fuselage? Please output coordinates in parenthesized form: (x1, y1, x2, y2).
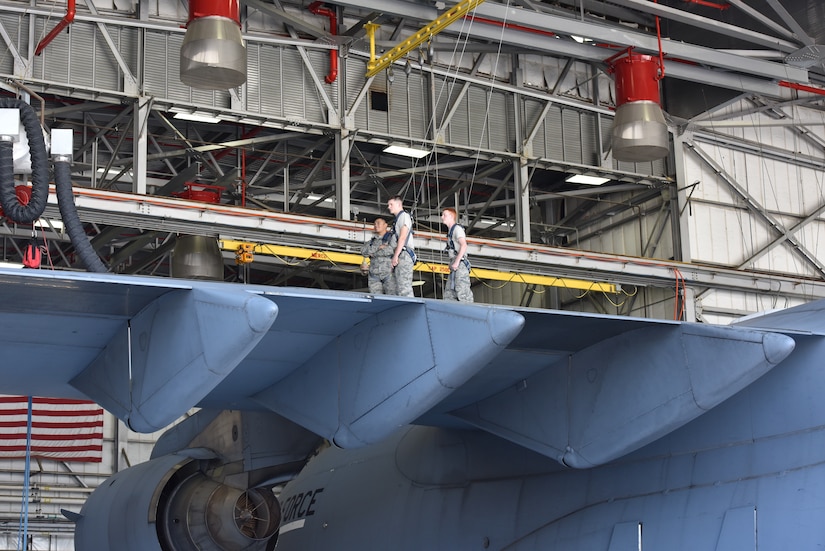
(276, 334, 825, 550)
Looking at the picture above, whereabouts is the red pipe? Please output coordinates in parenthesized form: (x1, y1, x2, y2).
(778, 80, 825, 97)
(308, 1, 338, 84)
(682, 0, 730, 9)
(35, 0, 76, 56)
(464, 14, 555, 38)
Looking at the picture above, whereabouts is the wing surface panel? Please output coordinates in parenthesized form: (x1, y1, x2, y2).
(733, 299, 825, 335)
(446, 318, 795, 467)
(251, 301, 525, 447)
(199, 292, 404, 406)
(0, 269, 189, 398)
(0, 267, 802, 467)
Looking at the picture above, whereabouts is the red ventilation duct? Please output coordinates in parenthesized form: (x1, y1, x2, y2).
(609, 53, 669, 163)
(180, 0, 247, 90)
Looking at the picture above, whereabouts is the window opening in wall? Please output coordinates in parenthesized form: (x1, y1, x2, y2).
(370, 90, 389, 112)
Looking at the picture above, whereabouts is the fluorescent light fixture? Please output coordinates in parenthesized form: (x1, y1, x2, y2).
(566, 174, 610, 186)
(173, 112, 222, 124)
(383, 144, 431, 159)
(36, 218, 64, 232)
(0, 261, 23, 269)
(96, 168, 133, 182)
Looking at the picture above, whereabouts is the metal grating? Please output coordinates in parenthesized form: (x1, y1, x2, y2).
(258, 45, 283, 116)
(561, 108, 583, 164)
(164, 33, 190, 103)
(0, 13, 26, 74)
(68, 24, 96, 88)
(579, 110, 598, 166)
(281, 49, 306, 120)
(33, 18, 69, 83)
(407, 71, 428, 140)
(388, 71, 410, 137)
(302, 49, 329, 124)
(246, 43, 262, 113)
(143, 31, 170, 96)
(466, 87, 489, 150)
(91, 25, 123, 91)
(542, 106, 562, 160)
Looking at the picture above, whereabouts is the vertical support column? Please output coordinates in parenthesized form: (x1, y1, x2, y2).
(513, 158, 531, 243)
(512, 55, 531, 243)
(672, 130, 692, 264)
(336, 130, 352, 220)
(132, 96, 149, 195)
(672, 130, 695, 322)
(335, 55, 351, 220)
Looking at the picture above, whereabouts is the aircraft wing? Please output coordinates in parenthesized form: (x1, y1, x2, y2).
(419, 307, 795, 468)
(0, 268, 523, 445)
(0, 268, 795, 469)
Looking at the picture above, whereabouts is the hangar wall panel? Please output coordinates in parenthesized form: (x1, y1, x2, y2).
(679, 99, 825, 319)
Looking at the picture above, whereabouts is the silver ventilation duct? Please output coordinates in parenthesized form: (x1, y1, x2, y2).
(612, 100, 669, 163)
(180, 0, 246, 90)
(171, 235, 225, 280)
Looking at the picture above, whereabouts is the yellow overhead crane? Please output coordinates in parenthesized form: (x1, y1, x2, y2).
(364, 0, 486, 78)
(221, 240, 617, 293)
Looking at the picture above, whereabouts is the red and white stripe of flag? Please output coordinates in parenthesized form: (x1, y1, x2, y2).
(0, 396, 104, 463)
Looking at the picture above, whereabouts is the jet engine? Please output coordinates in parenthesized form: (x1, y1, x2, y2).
(73, 452, 280, 551)
(71, 409, 321, 551)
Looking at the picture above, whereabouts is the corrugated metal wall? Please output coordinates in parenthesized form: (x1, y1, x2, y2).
(681, 99, 825, 319)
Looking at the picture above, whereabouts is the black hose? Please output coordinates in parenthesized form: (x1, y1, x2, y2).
(0, 98, 49, 223)
(53, 160, 108, 273)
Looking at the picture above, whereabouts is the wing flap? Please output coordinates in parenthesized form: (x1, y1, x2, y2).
(252, 301, 524, 447)
(452, 323, 794, 468)
(71, 287, 279, 432)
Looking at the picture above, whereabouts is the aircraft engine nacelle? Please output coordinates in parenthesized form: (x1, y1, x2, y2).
(73, 452, 280, 551)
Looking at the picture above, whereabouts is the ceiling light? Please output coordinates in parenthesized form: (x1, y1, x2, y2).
(36, 218, 64, 232)
(0, 261, 23, 269)
(383, 144, 431, 158)
(566, 174, 610, 185)
(173, 112, 223, 124)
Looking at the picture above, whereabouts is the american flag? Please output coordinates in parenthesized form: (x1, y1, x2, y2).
(0, 396, 104, 462)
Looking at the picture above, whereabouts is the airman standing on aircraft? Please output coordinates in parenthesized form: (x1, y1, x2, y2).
(441, 207, 474, 302)
(360, 217, 397, 295)
(388, 196, 415, 297)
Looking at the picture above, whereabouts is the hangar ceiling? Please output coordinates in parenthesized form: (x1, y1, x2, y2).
(0, 0, 824, 304)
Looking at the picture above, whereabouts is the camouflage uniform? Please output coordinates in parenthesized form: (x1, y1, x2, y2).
(392, 210, 415, 297)
(444, 223, 474, 302)
(361, 231, 397, 294)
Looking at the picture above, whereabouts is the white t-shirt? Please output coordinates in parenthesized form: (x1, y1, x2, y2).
(395, 211, 414, 251)
(448, 224, 467, 259)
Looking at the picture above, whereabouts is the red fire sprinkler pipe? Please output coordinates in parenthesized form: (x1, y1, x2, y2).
(308, 1, 338, 84)
(35, 0, 76, 56)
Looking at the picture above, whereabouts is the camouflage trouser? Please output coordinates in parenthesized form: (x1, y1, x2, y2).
(444, 261, 473, 302)
(368, 266, 395, 294)
(392, 251, 415, 297)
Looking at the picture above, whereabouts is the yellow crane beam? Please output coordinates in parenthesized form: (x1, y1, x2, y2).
(365, 0, 486, 78)
(220, 240, 617, 293)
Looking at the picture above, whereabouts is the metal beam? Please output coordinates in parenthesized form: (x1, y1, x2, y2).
(220, 240, 617, 292)
(38, 187, 825, 300)
(605, 0, 802, 52)
(687, 140, 825, 278)
(469, 3, 808, 82)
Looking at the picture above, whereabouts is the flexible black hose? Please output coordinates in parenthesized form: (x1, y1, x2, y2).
(53, 160, 108, 272)
(0, 98, 49, 223)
